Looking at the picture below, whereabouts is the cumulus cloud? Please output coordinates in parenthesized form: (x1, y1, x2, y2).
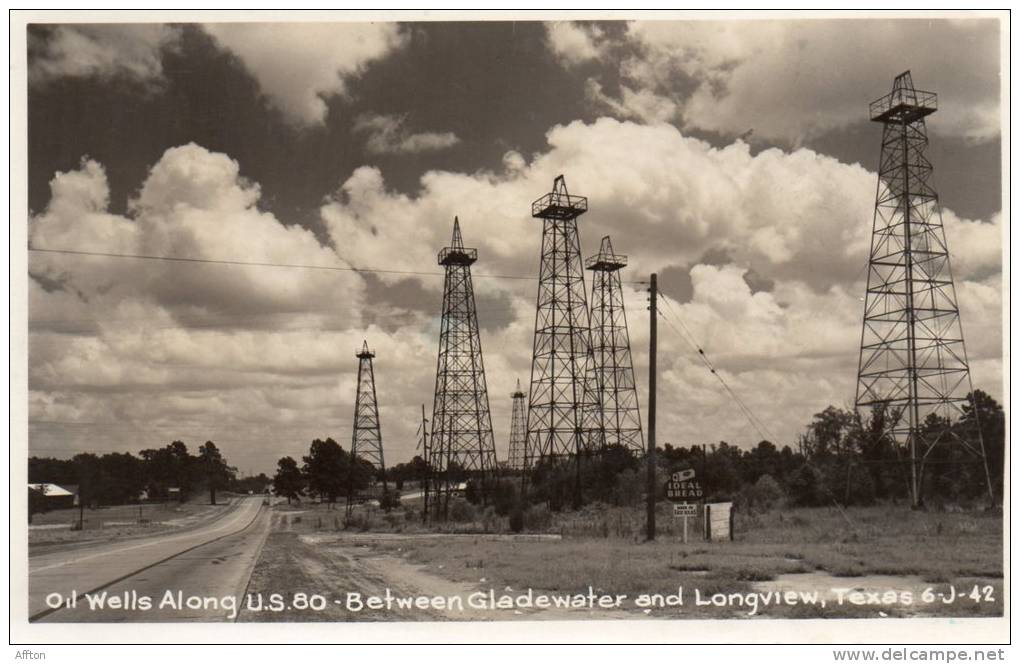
(650, 265, 865, 443)
(320, 118, 1003, 446)
(544, 22, 607, 66)
(561, 19, 1001, 145)
(28, 120, 1003, 470)
(31, 143, 360, 317)
(27, 22, 408, 128)
(29, 24, 180, 85)
(325, 118, 884, 291)
(28, 144, 383, 468)
(201, 23, 406, 127)
(584, 79, 678, 125)
(353, 113, 460, 155)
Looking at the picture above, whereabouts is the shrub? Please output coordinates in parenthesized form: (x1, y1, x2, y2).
(523, 504, 552, 531)
(612, 468, 643, 506)
(448, 498, 477, 523)
(509, 505, 524, 533)
(481, 505, 500, 533)
(464, 479, 479, 505)
(343, 512, 369, 531)
(843, 466, 877, 506)
(738, 473, 785, 513)
(491, 479, 518, 516)
(379, 489, 401, 511)
(787, 464, 825, 506)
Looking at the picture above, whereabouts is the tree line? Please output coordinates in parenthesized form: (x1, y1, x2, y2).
(519, 389, 1005, 511)
(271, 437, 387, 506)
(29, 440, 236, 511)
(380, 389, 1004, 516)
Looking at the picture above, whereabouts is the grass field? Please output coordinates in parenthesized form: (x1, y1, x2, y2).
(259, 500, 1003, 619)
(28, 495, 240, 549)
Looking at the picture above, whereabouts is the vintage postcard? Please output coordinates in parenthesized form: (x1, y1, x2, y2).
(9, 9, 1010, 649)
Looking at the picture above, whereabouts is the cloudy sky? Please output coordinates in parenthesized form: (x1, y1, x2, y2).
(24, 17, 1004, 474)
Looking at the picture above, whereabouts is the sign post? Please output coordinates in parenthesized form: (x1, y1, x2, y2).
(671, 502, 697, 542)
(666, 470, 703, 544)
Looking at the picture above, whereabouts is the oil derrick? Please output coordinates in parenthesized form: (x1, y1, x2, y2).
(525, 175, 602, 497)
(855, 71, 994, 507)
(586, 235, 644, 454)
(506, 379, 528, 472)
(348, 340, 387, 513)
(430, 218, 497, 515)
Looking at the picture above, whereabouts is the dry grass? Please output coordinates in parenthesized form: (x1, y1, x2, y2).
(358, 502, 1002, 619)
(28, 496, 239, 548)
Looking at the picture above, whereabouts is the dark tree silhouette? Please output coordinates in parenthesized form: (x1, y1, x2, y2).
(302, 438, 371, 506)
(273, 456, 305, 504)
(198, 441, 235, 505)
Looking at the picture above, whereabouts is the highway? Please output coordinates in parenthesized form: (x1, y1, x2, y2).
(29, 497, 269, 622)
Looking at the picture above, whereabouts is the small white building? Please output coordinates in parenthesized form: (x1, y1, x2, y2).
(28, 483, 77, 509)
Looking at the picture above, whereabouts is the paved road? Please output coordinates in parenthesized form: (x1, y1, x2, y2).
(30, 497, 268, 622)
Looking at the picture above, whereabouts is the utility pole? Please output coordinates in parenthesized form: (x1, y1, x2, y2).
(420, 404, 430, 524)
(646, 273, 657, 541)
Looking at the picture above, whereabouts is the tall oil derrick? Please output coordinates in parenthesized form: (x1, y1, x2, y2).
(855, 71, 994, 508)
(524, 175, 602, 499)
(506, 379, 528, 472)
(586, 235, 644, 454)
(430, 218, 498, 515)
(348, 340, 387, 513)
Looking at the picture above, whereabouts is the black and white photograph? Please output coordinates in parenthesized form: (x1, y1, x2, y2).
(9, 9, 1010, 650)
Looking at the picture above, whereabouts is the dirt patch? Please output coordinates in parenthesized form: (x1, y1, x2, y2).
(300, 532, 562, 544)
(240, 503, 1003, 622)
(238, 531, 484, 621)
(239, 530, 636, 622)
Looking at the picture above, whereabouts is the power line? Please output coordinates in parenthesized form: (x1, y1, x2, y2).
(658, 307, 773, 442)
(655, 292, 777, 443)
(654, 288, 860, 525)
(28, 246, 541, 282)
(28, 246, 649, 286)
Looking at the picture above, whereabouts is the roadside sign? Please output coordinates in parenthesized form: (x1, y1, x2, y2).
(673, 503, 697, 517)
(704, 502, 734, 542)
(665, 478, 703, 501)
(671, 469, 696, 483)
(672, 501, 698, 544)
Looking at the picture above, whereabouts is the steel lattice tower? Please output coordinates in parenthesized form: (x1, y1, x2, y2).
(855, 71, 994, 507)
(507, 379, 528, 472)
(524, 175, 602, 472)
(586, 235, 644, 454)
(348, 340, 387, 512)
(430, 218, 497, 509)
